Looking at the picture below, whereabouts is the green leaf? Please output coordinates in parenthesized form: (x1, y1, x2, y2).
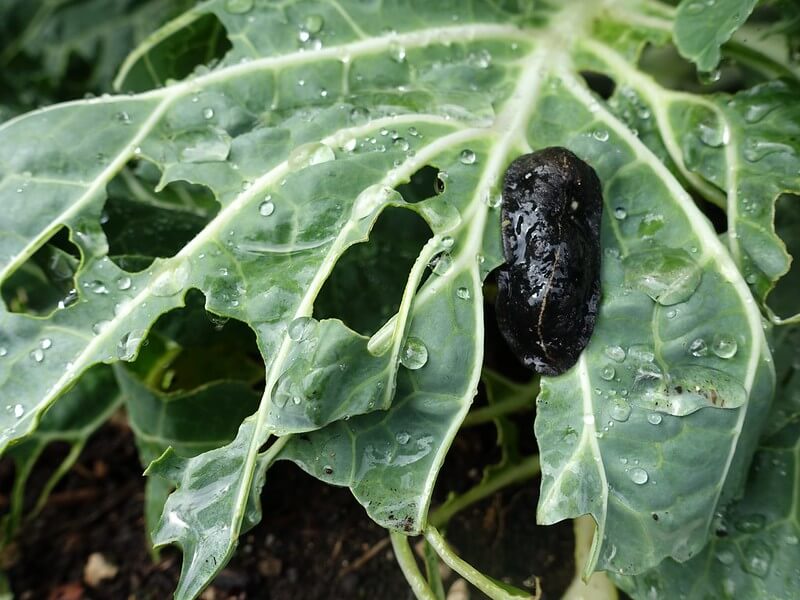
(1, 365, 121, 542)
(613, 325, 800, 599)
(674, 0, 758, 72)
(529, 65, 774, 575)
(0, 1, 791, 597)
(579, 40, 800, 322)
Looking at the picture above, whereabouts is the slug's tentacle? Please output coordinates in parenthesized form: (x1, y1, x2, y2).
(496, 147, 602, 376)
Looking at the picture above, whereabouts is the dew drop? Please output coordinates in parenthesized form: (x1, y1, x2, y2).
(13, 403, 24, 418)
(352, 184, 401, 220)
(287, 316, 313, 341)
(698, 118, 729, 147)
(202, 107, 214, 120)
(629, 467, 649, 485)
(349, 106, 369, 123)
(712, 333, 737, 359)
(259, 199, 275, 216)
(601, 365, 616, 380)
(459, 149, 477, 164)
(115, 111, 131, 125)
(178, 127, 232, 163)
(89, 280, 109, 295)
(396, 431, 410, 445)
(323, 465, 334, 475)
(92, 320, 112, 335)
(623, 248, 702, 305)
(609, 399, 631, 422)
(429, 252, 452, 276)
(288, 142, 335, 170)
(698, 68, 722, 85)
(456, 287, 470, 300)
(393, 137, 409, 151)
(613, 207, 627, 220)
(689, 338, 708, 357)
(605, 345, 626, 362)
(647, 413, 663, 425)
(30, 348, 45, 363)
(744, 103, 776, 124)
(400, 337, 428, 370)
(741, 541, 772, 578)
(592, 129, 609, 142)
(0, 347, 7, 357)
(118, 330, 145, 361)
(151, 259, 191, 297)
(116, 276, 132, 291)
(389, 43, 406, 63)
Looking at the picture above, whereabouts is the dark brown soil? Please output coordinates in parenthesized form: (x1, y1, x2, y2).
(1, 413, 575, 600)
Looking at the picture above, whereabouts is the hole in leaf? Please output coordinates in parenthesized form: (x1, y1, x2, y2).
(397, 165, 442, 203)
(126, 290, 262, 394)
(698, 196, 727, 234)
(102, 163, 219, 272)
(769, 194, 800, 320)
(314, 207, 432, 336)
(1, 226, 81, 316)
(579, 71, 616, 100)
(116, 13, 232, 93)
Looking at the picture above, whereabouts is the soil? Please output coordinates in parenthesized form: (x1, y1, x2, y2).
(1, 302, 577, 599)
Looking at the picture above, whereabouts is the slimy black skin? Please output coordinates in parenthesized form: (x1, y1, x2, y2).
(495, 147, 602, 376)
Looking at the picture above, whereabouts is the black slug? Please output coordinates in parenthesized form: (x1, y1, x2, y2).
(495, 147, 602, 376)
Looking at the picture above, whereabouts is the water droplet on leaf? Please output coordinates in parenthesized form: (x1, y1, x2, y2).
(689, 338, 708, 357)
(623, 248, 702, 305)
(459, 149, 476, 164)
(288, 142, 335, 170)
(401, 337, 428, 370)
(353, 184, 401, 220)
(178, 127, 232, 163)
(151, 260, 191, 297)
(712, 333, 737, 358)
(259, 199, 275, 216)
(629, 467, 649, 484)
(288, 316, 314, 341)
(609, 398, 631, 422)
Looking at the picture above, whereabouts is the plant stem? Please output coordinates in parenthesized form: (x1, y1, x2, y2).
(429, 455, 540, 528)
(463, 396, 533, 427)
(424, 526, 534, 599)
(390, 531, 438, 600)
(422, 540, 446, 600)
(724, 40, 799, 81)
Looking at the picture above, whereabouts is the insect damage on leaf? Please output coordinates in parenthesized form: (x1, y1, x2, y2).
(496, 147, 602, 376)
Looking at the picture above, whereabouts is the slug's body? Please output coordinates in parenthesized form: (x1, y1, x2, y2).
(496, 147, 602, 376)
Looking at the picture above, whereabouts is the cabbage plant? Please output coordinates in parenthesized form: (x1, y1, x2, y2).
(1, 0, 799, 598)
